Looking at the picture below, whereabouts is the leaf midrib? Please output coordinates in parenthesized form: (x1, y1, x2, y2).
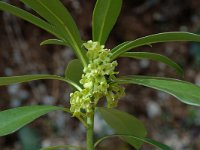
(0, 106, 58, 134)
(111, 32, 200, 60)
(100, 108, 146, 135)
(120, 52, 183, 76)
(0, 2, 62, 39)
(0, 74, 82, 91)
(36, 0, 86, 67)
(116, 77, 200, 105)
(97, 0, 111, 43)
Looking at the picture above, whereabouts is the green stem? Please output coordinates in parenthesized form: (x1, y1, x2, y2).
(86, 113, 94, 150)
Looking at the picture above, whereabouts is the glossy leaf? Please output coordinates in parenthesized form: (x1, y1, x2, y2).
(20, 0, 87, 67)
(40, 145, 82, 150)
(111, 32, 200, 60)
(65, 59, 83, 87)
(0, 2, 61, 38)
(98, 107, 147, 149)
(92, 0, 122, 44)
(116, 75, 200, 106)
(40, 39, 68, 46)
(94, 134, 172, 150)
(0, 105, 68, 136)
(120, 52, 183, 76)
(0, 74, 81, 91)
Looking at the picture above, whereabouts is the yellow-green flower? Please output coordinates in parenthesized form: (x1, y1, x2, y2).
(70, 41, 125, 117)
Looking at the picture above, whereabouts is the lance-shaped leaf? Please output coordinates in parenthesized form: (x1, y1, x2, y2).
(97, 107, 147, 149)
(0, 2, 61, 39)
(111, 32, 200, 60)
(116, 75, 200, 106)
(92, 0, 122, 45)
(120, 52, 184, 77)
(0, 74, 81, 91)
(20, 0, 87, 67)
(40, 39, 68, 46)
(0, 105, 69, 136)
(94, 134, 172, 150)
(65, 59, 83, 88)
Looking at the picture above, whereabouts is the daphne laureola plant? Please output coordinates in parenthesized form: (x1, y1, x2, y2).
(0, 0, 200, 150)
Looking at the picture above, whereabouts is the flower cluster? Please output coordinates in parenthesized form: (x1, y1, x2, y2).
(70, 41, 125, 117)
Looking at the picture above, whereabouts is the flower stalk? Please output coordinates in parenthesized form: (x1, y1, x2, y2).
(86, 112, 94, 150)
(69, 41, 125, 149)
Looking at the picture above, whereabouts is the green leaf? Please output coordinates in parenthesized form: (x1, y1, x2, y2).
(0, 2, 61, 38)
(116, 75, 200, 106)
(0, 105, 68, 136)
(20, 0, 87, 67)
(40, 145, 82, 150)
(120, 52, 184, 77)
(111, 32, 200, 60)
(65, 59, 83, 87)
(94, 134, 172, 150)
(0, 74, 81, 91)
(97, 107, 147, 149)
(92, 0, 122, 45)
(40, 39, 68, 46)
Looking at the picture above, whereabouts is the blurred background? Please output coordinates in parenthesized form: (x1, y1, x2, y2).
(0, 0, 200, 149)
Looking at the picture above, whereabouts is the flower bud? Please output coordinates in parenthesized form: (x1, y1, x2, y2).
(69, 41, 125, 117)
